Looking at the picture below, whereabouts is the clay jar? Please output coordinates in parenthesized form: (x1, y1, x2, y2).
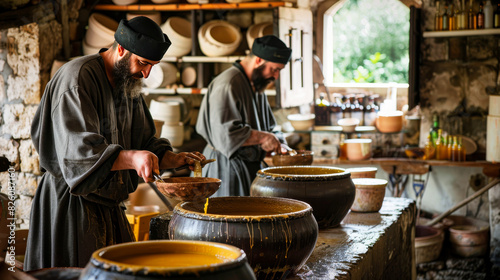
(80, 240, 256, 280)
(351, 178, 388, 212)
(250, 166, 355, 228)
(346, 167, 377, 179)
(169, 196, 318, 280)
(271, 150, 314, 166)
(415, 225, 444, 264)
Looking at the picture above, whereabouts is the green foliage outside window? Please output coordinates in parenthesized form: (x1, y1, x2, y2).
(331, 0, 410, 83)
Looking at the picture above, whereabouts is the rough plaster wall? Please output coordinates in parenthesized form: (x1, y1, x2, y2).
(0, 20, 61, 229)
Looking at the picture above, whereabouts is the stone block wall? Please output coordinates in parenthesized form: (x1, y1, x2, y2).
(0, 20, 61, 229)
(419, 0, 500, 151)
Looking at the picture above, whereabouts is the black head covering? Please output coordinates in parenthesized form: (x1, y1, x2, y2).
(251, 35, 292, 65)
(114, 16, 171, 61)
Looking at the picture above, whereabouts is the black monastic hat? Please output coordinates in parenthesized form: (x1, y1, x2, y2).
(114, 16, 171, 61)
(251, 35, 292, 65)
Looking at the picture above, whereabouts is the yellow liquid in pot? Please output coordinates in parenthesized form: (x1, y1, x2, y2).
(114, 253, 227, 267)
(204, 198, 209, 214)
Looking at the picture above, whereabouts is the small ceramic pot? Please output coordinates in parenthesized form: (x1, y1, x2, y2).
(161, 17, 192, 58)
(338, 118, 359, 133)
(287, 113, 315, 131)
(345, 139, 372, 161)
(375, 111, 404, 133)
(351, 178, 388, 212)
(346, 167, 377, 179)
(415, 225, 444, 264)
(449, 225, 490, 257)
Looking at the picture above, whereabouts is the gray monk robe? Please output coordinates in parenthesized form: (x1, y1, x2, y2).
(196, 62, 284, 197)
(24, 54, 172, 271)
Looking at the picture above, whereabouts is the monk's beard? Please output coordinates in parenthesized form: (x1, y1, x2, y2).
(113, 53, 143, 99)
(251, 63, 275, 92)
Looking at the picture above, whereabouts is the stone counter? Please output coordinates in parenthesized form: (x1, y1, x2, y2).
(291, 197, 416, 280)
(150, 197, 416, 280)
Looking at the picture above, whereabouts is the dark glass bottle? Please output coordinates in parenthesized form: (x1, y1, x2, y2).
(351, 94, 364, 125)
(468, 0, 477, 29)
(364, 95, 378, 126)
(442, 3, 450, 30)
(477, 3, 485, 29)
(342, 95, 352, 119)
(330, 93, 343, 126)
(494, 3, 500, 28)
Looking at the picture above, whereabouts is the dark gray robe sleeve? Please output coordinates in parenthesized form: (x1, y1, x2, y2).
(197, 78, 253, 159)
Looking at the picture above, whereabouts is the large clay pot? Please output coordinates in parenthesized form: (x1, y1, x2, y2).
(250, 166, 355, 228)
(169, 196, 318, 280)
(80, 240, 256, 280)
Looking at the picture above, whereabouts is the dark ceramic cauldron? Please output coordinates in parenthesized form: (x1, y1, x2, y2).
(169, 196, 318, 280)
(250, 166, 355, 229)
(79, 240, 255, 280)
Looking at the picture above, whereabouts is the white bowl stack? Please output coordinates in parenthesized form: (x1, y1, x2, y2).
(150, 100, 184, 147)
(161, 17, 192, 58)
(126, 12, 162, 26)
(487, 95, 500, 162)
(84, 13, 119, 55)
(143, 62, 178, 89)
(198, 20, 242, 57)
(246, 21, 273, 49)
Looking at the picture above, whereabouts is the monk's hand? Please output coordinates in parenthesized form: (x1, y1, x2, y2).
(162, 151, 206, 171)
(260, 132, 281, 153)
(128, 150, 159, 183)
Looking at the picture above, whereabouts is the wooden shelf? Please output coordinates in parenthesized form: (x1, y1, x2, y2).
(142, 87, 276, 95)
(93, 2, 289, 12)
(423, 28, 500, 38)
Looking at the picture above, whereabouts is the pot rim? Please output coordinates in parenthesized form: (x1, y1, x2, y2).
(256, 166, 350, 181)
(173, 196, 314, 222)
(89, 240, 248, 276)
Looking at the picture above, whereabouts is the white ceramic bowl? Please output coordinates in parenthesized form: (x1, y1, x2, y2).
(149, 100, 181, 125)
(161, 17, 192, 58)
(225, 11, 253, 28)
(85, 13, 119, 48)
(82, 38, 102, 55)
(198, 20, 242, 57)
(337, 118, 360, 133)
(344, 138, 372, 161)
(126, 12, 162, 26)
(181, 66, 197, 87)
(112, 0, 138, 5)
(246, 22, 273, 49)
(161, 122, 184, 147)
(143, 62, 178, 89)
(287, 114, 315, 131)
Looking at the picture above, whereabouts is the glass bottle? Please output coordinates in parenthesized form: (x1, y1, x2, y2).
(339, 134, 347, 160)
(342, 95, 352, 119)
(449, 3, 456, 30)
(450, 136, 460, 162)
(484, 0, 494, 29)
(442, 3, 450, 30)
(330, 93, 343, 126)
(477, 3, 485, 29)
(430, 114, 440, 146)
(459, 0, 468, 29)
(460, 136, 467, 161)
(447, 135, 453, 160)
(364, 95, 378, 126)
(435, 129, 447, 160)
(424, 134, 436, 160)
(436, 1, 443, 31)
(494, 3, 500, 28)
(314, 92, 330, 126)
(468, 0, 477, 29)
(351, 94, 364, 126)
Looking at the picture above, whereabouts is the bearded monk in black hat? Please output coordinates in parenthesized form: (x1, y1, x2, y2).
(196, 35, 294, 197)
(25, 16, 205, 271)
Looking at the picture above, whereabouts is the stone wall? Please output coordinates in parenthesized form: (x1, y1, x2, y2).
(0, 20, 61, 229)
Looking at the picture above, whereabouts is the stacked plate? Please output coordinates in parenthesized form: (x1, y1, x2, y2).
(83, 13, 119, 55)
(150, 100, 184, 147)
